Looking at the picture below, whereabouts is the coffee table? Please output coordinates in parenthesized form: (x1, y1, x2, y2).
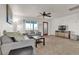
(32, 36, 45, 47)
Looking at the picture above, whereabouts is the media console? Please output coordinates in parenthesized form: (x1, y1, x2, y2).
(55, 30, 70, 39)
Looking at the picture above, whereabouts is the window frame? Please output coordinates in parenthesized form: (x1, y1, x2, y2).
(25, 20, 38, 31)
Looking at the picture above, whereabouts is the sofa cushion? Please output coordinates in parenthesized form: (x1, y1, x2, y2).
(14, 34, 25, 42)
(1, 35, 13, 44)
(5, 32, 21, 37)
(24, 35, 29, 40)
(5, 32, 26, 42)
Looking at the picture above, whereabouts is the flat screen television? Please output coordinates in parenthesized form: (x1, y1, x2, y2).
(58, 25, 66, 31)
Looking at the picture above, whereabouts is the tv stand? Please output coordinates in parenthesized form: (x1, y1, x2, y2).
(55, 30, 70, 39)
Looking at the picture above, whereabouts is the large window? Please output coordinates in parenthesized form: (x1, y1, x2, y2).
(25, 20, 38, 30)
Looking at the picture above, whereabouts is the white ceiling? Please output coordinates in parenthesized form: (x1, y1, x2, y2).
(10, 4, 79, 18)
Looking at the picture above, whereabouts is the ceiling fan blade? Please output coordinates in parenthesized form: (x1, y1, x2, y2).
(40, 13, 43, 15)
(46, 15, 51, 17)
(48, 16, 51, 17)
(46, 14, 51, 16)
(43, 12, 46, 14)
(47, 13, 51, 14)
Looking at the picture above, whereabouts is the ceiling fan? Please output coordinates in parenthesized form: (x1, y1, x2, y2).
(40, 11, 51, 18)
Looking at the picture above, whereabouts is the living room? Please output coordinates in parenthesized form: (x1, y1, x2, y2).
(1, 4, 79, 55)
(0, 4, 52, 55)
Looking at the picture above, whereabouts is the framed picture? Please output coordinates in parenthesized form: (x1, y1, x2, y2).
(6, 4, 12, 24)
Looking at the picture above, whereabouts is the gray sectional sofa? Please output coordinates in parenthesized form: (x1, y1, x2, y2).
(0, 32, 36, 55)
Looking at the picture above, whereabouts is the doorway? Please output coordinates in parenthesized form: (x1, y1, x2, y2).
(43, 22, 48, 35)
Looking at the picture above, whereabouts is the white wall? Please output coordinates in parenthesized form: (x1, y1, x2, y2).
(2, 4, 79, 36)
(0, 5, 13, 36)
(51, 12, 79, 35)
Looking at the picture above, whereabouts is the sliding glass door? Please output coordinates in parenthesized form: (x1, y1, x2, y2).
(25, 20, 38, 31)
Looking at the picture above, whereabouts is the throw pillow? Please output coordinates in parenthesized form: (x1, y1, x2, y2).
(1, 35, 13, 44)
(14, 34, 25, 42)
